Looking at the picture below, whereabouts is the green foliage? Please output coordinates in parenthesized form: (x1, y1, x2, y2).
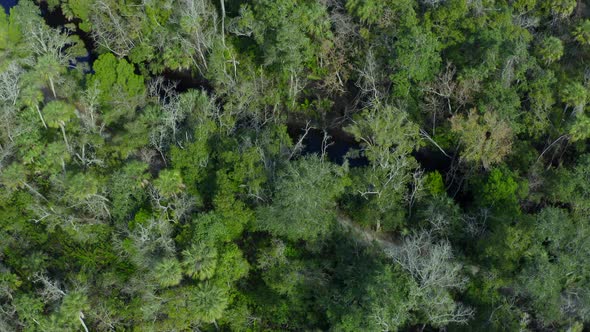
(546, 154, 590, 213)
(42, 100, 75, 129)
(516, 208, 590, 324)
(61, 0, 92, 31)
(214, 243, 250, 286)
(523, 67, 556, 136)
(56, 291, 90, 329)
(64, 172, 100, 202)
(570, 113, 590, 141)
(182, 243, 217, 281)
(89, 53, 145, 123)
(109, 161, 150, 221)
(424, 171, 445, 196)
(256, 155, 346, 241)
(574, 20, 590, 46)
(0, 163, 27, 192)
(13, 294, 44, 328)
(451, 110, 513, 169)
(346, 0, 415, 27)
(191, 282, 229, 323)
(153, 169, 184, 198)
(560, 81, 587, 110)
(171, 119, 215, 191)
(542, 0, 576, 19)
(344, 105, 421, 231)
(391, 26, 441, 97)
(248, 0, 331, 74)
(153, 258, 183, 287)
(474, 166, 528, 215)
(162, 282, 229, 326)
(3, 1, 590, 330)
(536, 36, 564, 64)
(346, 104, 420, 162)
(0, 8, 23, 54)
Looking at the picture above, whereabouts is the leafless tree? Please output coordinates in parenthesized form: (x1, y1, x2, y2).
(561, 287, 590, 321)
(19, 19, 81, 98)
(0, 104, 19, 146)
(78, 82, 104, 135)
(420, 0, 445, 6)
(173, 0, 221, 72)
(148, 184, 195, 223)
(356, 50, 385, 106)
(121, 216, 177, 268)
(32, 273, 66, 302)
(0, 62, 22, 106)
(227, 6, 255, 37)
(388, 231, 468, 291)
(421, 63, 459, 134)
(386, 231, 474, 326)
(512, 13, 539, 30)
(25, 21, 78, 66)
(315, 0, 359, 95)
(148, 78, 186, 145)
(91, 1, 136, 57)
(406, 169, 425, 218)
(357, 154, 414, 202)
(288, 121, 312, 160)
(91, 303, 121, 331)
(72, 138, 105, 168)
(288, 66, 306, 107)
(463, 209, 489, 238)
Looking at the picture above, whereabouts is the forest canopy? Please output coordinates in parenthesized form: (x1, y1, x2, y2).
(0, 0, 590, 331)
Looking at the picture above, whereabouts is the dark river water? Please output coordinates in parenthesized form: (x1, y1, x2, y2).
(0, 0, 17, 14)
(1, 0, 451, 173)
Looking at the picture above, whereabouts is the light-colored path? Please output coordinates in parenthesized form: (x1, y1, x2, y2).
(336, 212, 401, 252)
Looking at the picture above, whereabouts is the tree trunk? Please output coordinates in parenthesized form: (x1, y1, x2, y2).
(220, 0, 226, 47)
(60, 123, 70, 151)
(79, 312, 89, 332)
(22, 181, 49, 202)
(36, 104, 47, 129)
(49, 77, 56, 98)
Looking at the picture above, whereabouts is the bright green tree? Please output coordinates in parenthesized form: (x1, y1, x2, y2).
(182, 243, 218, 281)
(256, 155, 346, 242)
(574, 20, 590, 46)
(153, 258, 183, 287)
(536, 36, 564, 64)
(560, 82, 587, 112)
(89, 53, 145, 123)
(451, 110, 513, 169)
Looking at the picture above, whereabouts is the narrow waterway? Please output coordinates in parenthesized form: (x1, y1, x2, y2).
(3, 0, 456, 176)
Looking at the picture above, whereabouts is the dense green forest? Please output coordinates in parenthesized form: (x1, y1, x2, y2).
(0, 0, 590, 330)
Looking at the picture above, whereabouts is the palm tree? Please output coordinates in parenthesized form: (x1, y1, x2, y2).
(153, 258, 183, 287)
(43, 100, 76, 151)
(189, 282, 228, 324)
(19, 84, 46, 129)
(182, 243, 218, 280)
(35, 54, 63, 98)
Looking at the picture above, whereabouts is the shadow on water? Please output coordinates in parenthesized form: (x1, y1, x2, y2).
(162, 69, 213, 93)
(3, 1, 95, 69)
(286, 124, 457, 172)
(287, 126, 369, 167)
(38, 2, 97, 70)
(413, 148, 452, 173)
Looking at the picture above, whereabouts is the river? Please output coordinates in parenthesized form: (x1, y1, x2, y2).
(2, 0, 453, 173)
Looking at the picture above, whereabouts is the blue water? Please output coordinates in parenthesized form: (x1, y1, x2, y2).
(0, 0, 17, 15)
